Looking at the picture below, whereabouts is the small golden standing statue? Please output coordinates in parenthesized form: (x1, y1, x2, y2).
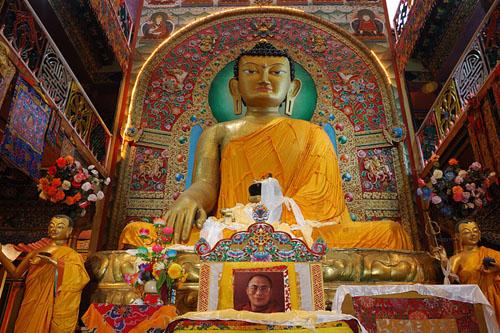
(450, 219, 500, 324)
(0, 215, 89, 333)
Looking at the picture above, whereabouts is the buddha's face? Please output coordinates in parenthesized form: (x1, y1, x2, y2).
(48, 216, 72, 241)
(234, 55, 293, 108)
(458, 221, 480, 246)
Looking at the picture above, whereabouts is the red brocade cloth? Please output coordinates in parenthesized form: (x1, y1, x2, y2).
(82, 303, 177, 333)
(352, 296, 481, 332)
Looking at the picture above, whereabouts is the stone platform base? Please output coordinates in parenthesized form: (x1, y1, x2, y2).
(87, 248, 442, 313)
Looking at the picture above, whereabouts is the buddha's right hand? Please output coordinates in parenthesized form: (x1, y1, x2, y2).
(164, 196, 207, 244)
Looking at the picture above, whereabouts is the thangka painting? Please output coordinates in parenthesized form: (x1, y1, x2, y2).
(0, 76, 51, 178)
(110, 7, 417, 248)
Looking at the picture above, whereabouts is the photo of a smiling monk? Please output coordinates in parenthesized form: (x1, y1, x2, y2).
(234, 272, 285, 313)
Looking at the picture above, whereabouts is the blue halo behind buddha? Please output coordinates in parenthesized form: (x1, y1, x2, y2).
(208, 60, 317, 122)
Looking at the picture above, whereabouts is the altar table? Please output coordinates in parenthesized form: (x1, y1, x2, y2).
(332, 284, 499, 333)
(82, 303, 177, 333)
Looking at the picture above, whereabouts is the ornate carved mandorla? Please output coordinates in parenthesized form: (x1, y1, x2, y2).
(87, 249, 441, 312)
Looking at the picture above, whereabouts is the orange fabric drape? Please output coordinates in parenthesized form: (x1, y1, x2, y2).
(119, 118, 412, 250)
(218, 118, 350, 224)
(14, 246, 89, 333)
(217, 118, 412, 250)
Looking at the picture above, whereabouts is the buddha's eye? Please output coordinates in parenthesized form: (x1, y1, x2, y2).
(271, 70, 286, 75)
(243, 69, 257, 74)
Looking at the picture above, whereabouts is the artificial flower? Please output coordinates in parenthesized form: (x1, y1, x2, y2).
(48, 166, 57, 176)
(453, 192, 463, 202)
(458, 170, 467, 178)
(454, 176, 464, 184)
(452, 186, 463, 194)
(96, 191, 105, 200)
(79, 201, 90, 209)
(88, 194, 97, 202)
(64, 155, 74, 165)
(54, 190, 65, 202)
(432, 169, 443, 179)
(56, 157, 67, 168)
(448, 158, 459, 166)
(429, 153, 440, 163)
(469, 162, 482, 171)
(62, 180, 71, 190)
(167, 263, 183, 279)
(153, 217, 166, 226)
(88, 165, 95, 170)
(82, 182, 92, 191)
(139, 228, 150, 236)
(162, 226, 174, 235)
(152, 244, 163, 253)
(431, 195, 442, 205)
(444, 171, 455, 181)
(104, 177, 111, 185)
(167, 249, 177, 258)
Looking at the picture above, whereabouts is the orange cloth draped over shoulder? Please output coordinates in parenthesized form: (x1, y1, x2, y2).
(14, 246, 89, 333)
(217, 118, 412, 250)
(454, 246, 500, 324)
(119, 118, 412, 250)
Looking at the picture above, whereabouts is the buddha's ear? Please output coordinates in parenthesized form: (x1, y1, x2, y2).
(229, 77, 240, 98)
(288, 78, 302, 98)
(229, 78, 243, 115)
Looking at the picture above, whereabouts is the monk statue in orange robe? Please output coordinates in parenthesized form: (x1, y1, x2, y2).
(120, 41, 412, 250)
(450, 219, 500, 324)
(0, 215, 89, 333)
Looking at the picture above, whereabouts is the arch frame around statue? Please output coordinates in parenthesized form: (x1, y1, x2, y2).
(111, 6, 419, 249)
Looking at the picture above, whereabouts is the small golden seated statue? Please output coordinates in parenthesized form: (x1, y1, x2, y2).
(0, 215, 89, 333)
(121, 41, 412, 251)
(450, 219, 500, 324)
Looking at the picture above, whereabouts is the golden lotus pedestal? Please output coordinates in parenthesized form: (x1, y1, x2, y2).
(87, 248, 441, 313)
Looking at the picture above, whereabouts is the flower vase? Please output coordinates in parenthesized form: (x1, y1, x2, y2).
(160, 284, 176, 305)
(143, 280, 161, 305)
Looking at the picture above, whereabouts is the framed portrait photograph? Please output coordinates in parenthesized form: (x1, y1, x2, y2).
(232, 266, 291, 313)
(197, 262, 324, 312)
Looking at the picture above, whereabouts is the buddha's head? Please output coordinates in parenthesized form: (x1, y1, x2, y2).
(456, 219, 480, 247)
(230, 41, 301, 115)
(48, 215, 73, 242)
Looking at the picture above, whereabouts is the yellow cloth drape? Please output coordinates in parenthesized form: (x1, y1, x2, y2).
(14, 246, 89, 333)
(119, 118, 412, 250)
(454, 246, 500, 324)
(217, 118, 412, 250)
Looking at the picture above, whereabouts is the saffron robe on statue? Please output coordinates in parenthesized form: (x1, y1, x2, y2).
(14, 246, 89, 333)
(120, 118, 412, 250)
(216, 117, 412, 250)
(453, 246, 500, 324)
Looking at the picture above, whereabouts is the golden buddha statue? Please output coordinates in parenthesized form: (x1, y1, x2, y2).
(0, 215, 89, 333)
(450, 219, 500, 324)
(121, 41, 412, 250)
